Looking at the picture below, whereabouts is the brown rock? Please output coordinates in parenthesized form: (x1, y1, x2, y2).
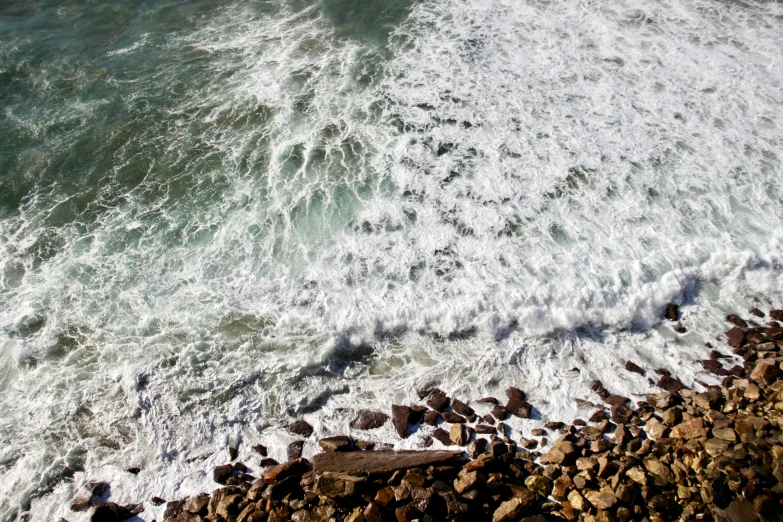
(252, 444, 267, 456)
(585, 491, 618, 510)
(441, 411, 465, 423)
(770, 309, 783, 321)
(391, 405, 411, 439)
(262, 458, 311, 484)
(364, 503, 385, 522)
(726, 327, 745, 348)
(726, 314, 748, 327)
(750, 308, 764, 318)
(449, 424, 466, 446)
(670, 418, 706, 439)
(467, 438, 488, 458)
(451, 399, 475, 417)
(475, 424, 496, 434)
(423, 410, 440, 426)
(213, 464, 233, 484)
(432, 428, 452, 446)
(315, 472, 366, 499)
(491, 405, 508, 420)
(492, 497, 532, 522)
(287, 420, 313, 437)
(319, 435, 351, 452)
(287, 440, 304, 460)
(664, 304, 679, 321)
(454, 469, 485, 494)
(427, 394, 450, 412)
(506, 397, 533, 418)
(183, 494, 209, 515)
(215, 494, 242, 520)
(313, 449, 459, 475)
(644, 459, 674, 483)
(750, 360, 780, 385)
(567, 490, 588, 512)
(351, 410, 390, 430)
(611, 404, 633, 424)
(625, 361, 645, 375)
(657, 375, 684, 393)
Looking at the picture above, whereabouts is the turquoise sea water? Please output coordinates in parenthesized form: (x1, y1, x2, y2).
(1, 0, 782, 519)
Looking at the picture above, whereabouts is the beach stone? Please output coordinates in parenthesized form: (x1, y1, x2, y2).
(506, 397, 533, 419)
(726, 314, 748, 327)
(259, 458, 279, 467)
(712, 427, 737, 442)
(315, 472, 366, 499)
(391, 405, 411, 438)
(313, 449, 459, 475)
(750, 360, 780, 384)
(363, 502, 384, 522)
(423, 410, 440, 426)
(492, 497, 532, 522)
(451, 399, 475, 417)
(611, 404, 633, 424)
(215, 494, 242, 520)
(491, 405, 508, 420)
(475, 424, 496, 434)
(432, 428, 452, 446)
(467, 438, 488, 458)
(287, 440, 304, 460)
(454, 469, 485, 494)
(670, 418, 706, 439)
(665, 304, 679, 321)
(567, 490, 588, 512)
(477, 396, 499, 404)
(355, 440, 375, 451)
(449, 424, 466, 446)
(441, 411, 466, 423)
(287, 420, 313, 438)
(625, 361, 645, 375)
(704, 438, 732, 457)
(262, 458, 311, 484)
(585, 491, 618, 510)
(657, 375, 684, 393)
(645, 418, 667, 439)
(770, 310, 783, 321)
(726, 327, 745, 348)
(427, 394, 450, 412)
(351, 410, 389, 430)
(182, 494, 209, 515)
(213, 464, 233, 484)
(525, 475, 552, 497)
(319, 435, 351, 452)
(488, 439, 508, 457)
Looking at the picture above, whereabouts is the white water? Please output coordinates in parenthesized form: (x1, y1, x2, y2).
(1, 0, 782, 519)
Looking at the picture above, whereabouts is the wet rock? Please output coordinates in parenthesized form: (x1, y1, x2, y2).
(427, 394, 450, 412)
(288, 440, 305, 460)
(441, 411, 466, 423)
(475, 424, 496, 434)
(319, 435, 352, 452)
(664, 304, 679, 321)
(467, 438, 488, 458)
(356, 440, 375, 451)
(624, 361, 645, 375)
(726, 327, 746, 349)
(252, 444, 267, 456)
(525, 475, 552, 497)
(454, 469, 485, 494)
(423, 410, 440, 426)
(476, 397, 499, 405)
(259, 458, 279, 467)
(313, 449, 459, 475)
(213, 464, 233, 484)
(182, 494, 209, 515)
(670, 418, 706, 439)
(726, 314, 748, 327)
(567, 490, 588, 512)
(262, 458, 311, 484)
(451, 399, 474, 417)
(770, 309, 783, 321)
(151, 497, 165, 506)
(657, 375, 684, 393)
(351, 410, 389, 430)
(544, 421, 565, 431)
(432, 428, 452, 446)
(287, 420, 314, 438)
(90, 503, 121, 522)
(71, 481, 110, 512)
(391, 405, 412, 438)
(506, 397, 533, 419)
(611, 403, 633, 424)
(750, 360, 780, 384)
(215, 493, 242, 520)
(491, 405, 509, 420)
(125, 467, 140, 475)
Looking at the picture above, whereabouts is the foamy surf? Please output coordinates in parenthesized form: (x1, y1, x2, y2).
(0, 0, 782, 519)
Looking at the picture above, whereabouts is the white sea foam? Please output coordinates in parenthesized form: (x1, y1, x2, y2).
(1, 0, 782, 519)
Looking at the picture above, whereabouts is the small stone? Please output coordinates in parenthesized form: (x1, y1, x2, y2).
(287, 440, 304, 460)
(454, 469, 485, 494)
(726, 327, 745, 349)
(657, 375, 683, 393)
(427, 394, 450, 412)
(491, 405, 508, 420)
(525, 475, 552, 497)
(252, 444, 267, 456)
(452, 399, 475, 417)
(449, 424, 466, 446)
(475, 424, 496, 434)
(441, 411, 466, 423)
(432, 428, 452, 446)
(467, 438, 488, 458)
(644, 459, 674, 484)
(492, 497, 532, 522)
(391, 405, 411, 439)
(670, 417, 706, 439)
(315, 472, 366, 499)
(712, 427, 737, 442)
(611, 404, 633, 424)
(423, 410, 440, 426)
(567, 490, 588, 512)
(726, 314, 748, 327)
(319, 435, 351, 451)
(750, 360, 780, 385)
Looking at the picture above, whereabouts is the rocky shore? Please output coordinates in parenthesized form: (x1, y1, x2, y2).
(73, 307, 783, 522)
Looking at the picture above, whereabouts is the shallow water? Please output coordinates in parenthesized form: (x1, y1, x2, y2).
(0, 0, 782, 519)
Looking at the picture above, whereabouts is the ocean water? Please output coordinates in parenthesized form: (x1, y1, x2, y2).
(0, 0, 782, 519)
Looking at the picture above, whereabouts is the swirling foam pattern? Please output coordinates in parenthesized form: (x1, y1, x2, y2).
(0, 0, 781, 519)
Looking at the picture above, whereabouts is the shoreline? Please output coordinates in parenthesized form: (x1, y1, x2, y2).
(69, 306, 783, 522)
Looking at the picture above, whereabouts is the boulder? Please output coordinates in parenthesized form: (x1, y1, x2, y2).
(350, 410, 389, 430)
(262, 458, 311, 484)
(182, 494, 209, 515)
(657, 375, 684, 393)
(287, 420, 313, 438)
(451, 399, 474, 417)
(505, 397, 533, 419)
(432, 428, 452, 446)
(726, 327, 745, 349)
(319, 435, 352, 452)
(90, 503, 121, 522)
(391, 405, 411, 438)
(491, 405, 509, 420)
(492, 497, 532, 522)
(427, 394, 450, 412)
(750, 360, 780, 385)
(454, 469, 485, 494)
(313, 449, 459, 475)
(315, 472, 366, 499)
(213, 464, 233, 484)
(726, 314, 748, 327)
(215, 494, 242, 520)
(467, 438, 488, 458)
(287, 440, 304, 460)
(441, 411, 465, 423)
(423, 411, 440, 426)
(475, 424, 496, 434)
(449, 424, 466, 446)
(624, 361, 645, 375)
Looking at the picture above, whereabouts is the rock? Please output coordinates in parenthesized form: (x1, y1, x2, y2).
(475, 424, 496, 434)
(750, 360, 780, 385)
(213, 464, 233, 484)
(431, 427, 452, 446)
(363, 502, 385, 522)
(491, 405, 508, 420)
(644, 459, 674, 483)
(288, 440, 305, 460)
(645, 418, 667, 439)
(770, 309, 783, 321)
(351, 410, 390, 430)
(427, 394, 450, 412)
(151, 497, 165, 506)
(567, 490, 588, 512)
(726, 314, 748, 327)
(712, 427, 737, 442)
(750, 308, 765, 318)
(440, 411, 465, 423)
(492, 497, 532, 522)
(313, 449, 459, 475)
(451, 399, 475, 417)
(704, 438, 732, 457)
(319, 435, 352, 451)
(259, 458, 279, 467)
(726, 327, 745, 349)
(215, 493, 242, 520)
(315, 472, 366, 499)
(262, 458, 311, 484)
(467, 438, 488, 458)
(356, 440, 375, 451)
(506, 397, 533, 418)
(506, 386, 525, 401)
(391, 405, 411, 438)
(287, 420, 313, 438)
(423, 410, 440, 426)
(454, 469, 485, 494)
(657, 375, 684, 392)
(488, 440, 508, 457)
(524, 475, 552, 497)
(661, 407, 682, 426)
(611, 404, 633, 424)
(90, 503, 120, 522)
(625, 361, 645, 375)
(670, 418, 706, 439)
(544, 421, 565, 430)
(477, 397, 499, 404)
(664, 303, 679, 321)
(183, 494, 209, 515)
(585, 491, 618, 510)
(449, 424, 466, 446)
(589, 410, 606, 423)
(710, 476, 734, 509)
